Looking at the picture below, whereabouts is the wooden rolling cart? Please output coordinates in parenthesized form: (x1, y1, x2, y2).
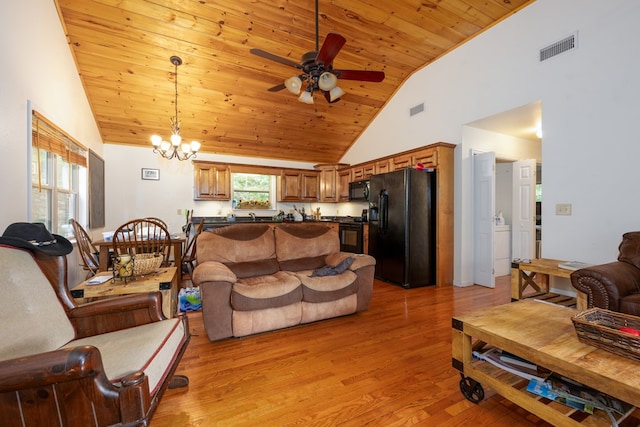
(452, 300, 640, 426)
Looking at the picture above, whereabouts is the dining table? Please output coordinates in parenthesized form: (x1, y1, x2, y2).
(93, 234, 186, 275)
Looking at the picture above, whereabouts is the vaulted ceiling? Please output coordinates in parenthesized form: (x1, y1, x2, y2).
(54, 0, 535, 164)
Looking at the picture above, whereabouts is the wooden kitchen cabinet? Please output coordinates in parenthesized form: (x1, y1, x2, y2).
(375, 159, 391, 174)
(338, 168, 351, 201)
(277, 170, 319, 202)
(392, 147, 437, 170)
(315, 163, 349, 203)
(193, 161, 231, 200)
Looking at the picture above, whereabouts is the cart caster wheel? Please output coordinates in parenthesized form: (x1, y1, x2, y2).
(459, 376, 484, 403)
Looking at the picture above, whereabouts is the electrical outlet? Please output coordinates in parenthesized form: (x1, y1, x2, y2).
(177, 209, 182, 215)
(555, 203, 572, 216)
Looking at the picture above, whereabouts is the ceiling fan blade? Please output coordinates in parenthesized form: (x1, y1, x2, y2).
(333, 69, 385, 82)
(250, 48, 301, 69)
(267, 83, 287, 92)
(316, 33, 346, 66)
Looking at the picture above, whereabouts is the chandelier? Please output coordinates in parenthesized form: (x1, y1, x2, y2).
(150, 55, 201, 160)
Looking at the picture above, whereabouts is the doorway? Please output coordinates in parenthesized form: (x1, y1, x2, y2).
(467, 101, 542, 287)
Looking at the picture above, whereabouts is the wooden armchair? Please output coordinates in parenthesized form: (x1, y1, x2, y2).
(0, 245, 190, 426)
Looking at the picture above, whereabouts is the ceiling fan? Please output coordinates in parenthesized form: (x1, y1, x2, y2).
(249, 0, 385, 104)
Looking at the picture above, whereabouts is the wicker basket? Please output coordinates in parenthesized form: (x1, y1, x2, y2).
(133, 253, 163, 276)
(572, 308, 640, 361)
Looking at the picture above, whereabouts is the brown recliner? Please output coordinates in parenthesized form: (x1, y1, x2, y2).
(571, 232, 640, 315)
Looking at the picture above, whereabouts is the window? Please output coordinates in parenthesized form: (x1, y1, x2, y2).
(232, 173, 273, 209)
(31, 111, 88, 238)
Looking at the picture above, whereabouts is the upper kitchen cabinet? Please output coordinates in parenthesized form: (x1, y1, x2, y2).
(315, 164, 349, 203)
(391, 147, 438, 171)
(337, 168, 351, 202)
(277, 170, 319, 202)
(193, 161, 231, 201)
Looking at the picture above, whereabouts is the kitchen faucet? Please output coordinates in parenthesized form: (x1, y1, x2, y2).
(249, 212, 256, 221)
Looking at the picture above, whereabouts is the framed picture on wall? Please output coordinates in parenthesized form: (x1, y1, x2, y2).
(141, 168, 160, 181)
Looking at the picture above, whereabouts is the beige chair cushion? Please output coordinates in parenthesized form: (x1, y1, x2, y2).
(0, 246, 75, 361)
(67, 317, 186, 395)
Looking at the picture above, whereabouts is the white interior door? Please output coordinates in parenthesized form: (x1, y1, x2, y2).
(512, 159, 536, 260)
(473, 151, 496, 288)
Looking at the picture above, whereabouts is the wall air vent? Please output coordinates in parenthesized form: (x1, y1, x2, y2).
(409, 103, 425, 117)
(540, 32, 577, 62)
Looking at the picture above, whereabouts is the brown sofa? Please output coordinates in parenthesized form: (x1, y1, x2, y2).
(571, 232, 640, 315)
(192, 223, 376, 341)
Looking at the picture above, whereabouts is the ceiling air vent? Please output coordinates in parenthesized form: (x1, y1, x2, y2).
(540, 32, 577, 62)
(409, 103, 425, 117)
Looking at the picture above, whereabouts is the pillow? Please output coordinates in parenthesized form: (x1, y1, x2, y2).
(310, 257, 355, 277)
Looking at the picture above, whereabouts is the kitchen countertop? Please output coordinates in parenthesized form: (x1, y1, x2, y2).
(191, 216, 367, 226)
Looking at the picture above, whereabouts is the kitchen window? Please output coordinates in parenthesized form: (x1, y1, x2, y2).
(31, 111, 88, 238)
(232, 173, 274, 209)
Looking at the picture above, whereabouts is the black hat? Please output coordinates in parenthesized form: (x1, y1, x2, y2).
(0, 222, 73, 256)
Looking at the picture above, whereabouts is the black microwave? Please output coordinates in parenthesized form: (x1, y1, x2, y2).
(349, 180, 370, 201)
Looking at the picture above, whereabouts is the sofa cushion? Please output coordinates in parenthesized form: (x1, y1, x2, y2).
(0, 246, 76, 362)
(294, 270, 358, 303)
(67, 317, 186, 395)
(197, 224, 276, 264)
(618, 231, 640, 270)
(275, 225, 339, 272)
(232, 303, 302, 337)
(232, 270, 302, 311)
(226, 258, 280, 279)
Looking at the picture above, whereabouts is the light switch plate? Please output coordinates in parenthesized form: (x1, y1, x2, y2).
(556, 203, 572, 215)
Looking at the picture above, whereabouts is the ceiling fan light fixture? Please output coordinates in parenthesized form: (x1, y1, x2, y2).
(299, 90, 314, 104)
(329, 86, 346, 102)
(285, 76, 303, 94)
(318, 72, 338, 91)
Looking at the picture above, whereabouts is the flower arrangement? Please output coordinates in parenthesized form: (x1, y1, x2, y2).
(237, 199, 271, 209)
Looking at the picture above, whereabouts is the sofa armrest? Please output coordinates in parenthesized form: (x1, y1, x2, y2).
(0, 345, 151, 426)
(68, 292, 165, 338)
(570, 261, 640, 311)
(325, 252, 376, 312)
(325, 252, 376, 271)
(193, 261, 237, 285)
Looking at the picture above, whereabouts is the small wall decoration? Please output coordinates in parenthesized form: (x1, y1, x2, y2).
(141, 168, 160, 180)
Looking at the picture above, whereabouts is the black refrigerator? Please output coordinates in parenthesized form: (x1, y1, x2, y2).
(368, 168, 436, 288)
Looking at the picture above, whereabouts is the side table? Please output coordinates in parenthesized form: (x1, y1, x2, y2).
(71, 267, 178, 318)
(511, 258, 585, 310)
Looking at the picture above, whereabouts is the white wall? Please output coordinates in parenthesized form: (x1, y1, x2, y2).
(1, 0, 104, 286)
(102, 145, 367, 233)
(343, 0, 640, 285)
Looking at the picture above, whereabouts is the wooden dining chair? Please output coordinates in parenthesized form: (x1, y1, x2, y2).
(182, 218, 205, 278)
(69, 218, 99, 278)
(112, 218, 172, 267)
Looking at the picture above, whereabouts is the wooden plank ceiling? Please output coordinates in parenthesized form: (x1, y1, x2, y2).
(54, 0, 534, 164)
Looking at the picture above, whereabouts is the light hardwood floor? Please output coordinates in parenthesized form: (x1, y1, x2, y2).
(150, 278, 564, 426)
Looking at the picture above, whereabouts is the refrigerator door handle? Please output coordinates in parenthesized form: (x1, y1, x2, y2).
(380, 189, 389, 232)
